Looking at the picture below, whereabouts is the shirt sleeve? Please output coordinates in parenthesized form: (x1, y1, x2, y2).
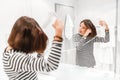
(94, 31, 110, 43)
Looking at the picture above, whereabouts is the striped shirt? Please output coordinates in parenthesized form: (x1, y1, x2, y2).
(73, 31, 109, 67)
(3, 41, 62, 80)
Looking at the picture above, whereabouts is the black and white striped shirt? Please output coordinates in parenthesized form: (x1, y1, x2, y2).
(73, 31, 109, 67)
(3, 41, 62, 80)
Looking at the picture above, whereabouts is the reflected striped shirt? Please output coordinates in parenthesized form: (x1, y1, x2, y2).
(3, 41, 62, 80)
(72, 31, 109, 67)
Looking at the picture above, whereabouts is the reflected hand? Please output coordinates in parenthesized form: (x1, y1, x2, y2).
(84, 29, 92, 37)
(99, 20, 109, 31)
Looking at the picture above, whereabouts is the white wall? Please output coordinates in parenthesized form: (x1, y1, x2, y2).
(0, 0, 28, 79)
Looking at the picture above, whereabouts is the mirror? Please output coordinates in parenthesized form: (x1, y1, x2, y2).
(0, 0, 120, 80)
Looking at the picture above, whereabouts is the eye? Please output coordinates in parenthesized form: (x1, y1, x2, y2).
(82, 26, 86, 29)
(82, 27, 85, 29)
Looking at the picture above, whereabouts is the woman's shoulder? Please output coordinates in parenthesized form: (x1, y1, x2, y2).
(73, 33, 82, 37)
(4, 46, 23, 56)
(4, 46, 13, 53)
(4, 46, 42, 59)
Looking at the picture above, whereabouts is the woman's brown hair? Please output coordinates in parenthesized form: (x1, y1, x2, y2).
(8, 16, 48, 54)
(80, 19, 97, 38)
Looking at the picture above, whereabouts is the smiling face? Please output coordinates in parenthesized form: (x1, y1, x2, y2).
(79, 22, 88, 36)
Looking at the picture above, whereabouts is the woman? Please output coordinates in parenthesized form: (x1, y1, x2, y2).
(3, 16, 64, 80)
(73, 19, 109, 68)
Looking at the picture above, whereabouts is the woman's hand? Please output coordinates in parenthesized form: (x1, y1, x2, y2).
(99, 20, 109, 31)
(83, 29, 92, 37)
(52, 19, 64, 37)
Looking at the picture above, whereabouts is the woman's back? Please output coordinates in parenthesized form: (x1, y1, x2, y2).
(3, 41, 62, 80)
